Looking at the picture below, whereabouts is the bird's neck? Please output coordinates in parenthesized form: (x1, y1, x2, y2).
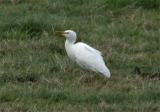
(65, 40, 76, 61)
(65, 40, 75, 52)
(65, 39, 75, 46)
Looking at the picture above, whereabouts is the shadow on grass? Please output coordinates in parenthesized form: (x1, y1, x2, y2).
(0, 73, 39, 83)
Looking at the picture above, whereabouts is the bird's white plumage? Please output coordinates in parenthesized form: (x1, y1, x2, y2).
(61, 30, 111, 78)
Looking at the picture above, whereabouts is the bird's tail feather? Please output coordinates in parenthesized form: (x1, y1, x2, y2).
(101, 67, 111, 78)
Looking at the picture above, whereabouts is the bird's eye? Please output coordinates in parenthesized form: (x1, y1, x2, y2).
(64, 32, 69, 34)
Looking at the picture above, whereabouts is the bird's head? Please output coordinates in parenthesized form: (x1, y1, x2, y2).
(55, 30, 77, 43)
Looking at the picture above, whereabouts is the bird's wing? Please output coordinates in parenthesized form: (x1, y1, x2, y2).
(76, 42, 102, 56)
(74, 42, 105, 72)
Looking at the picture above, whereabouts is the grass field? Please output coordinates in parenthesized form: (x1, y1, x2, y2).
(0, 0, 160, 111)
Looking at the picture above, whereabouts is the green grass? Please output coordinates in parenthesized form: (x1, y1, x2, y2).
(0, 0, 160, 111)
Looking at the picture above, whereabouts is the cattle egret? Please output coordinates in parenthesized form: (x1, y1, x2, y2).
(55, 30, 111, 78)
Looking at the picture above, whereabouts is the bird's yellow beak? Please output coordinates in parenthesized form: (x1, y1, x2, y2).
(55, 31, 68, 37)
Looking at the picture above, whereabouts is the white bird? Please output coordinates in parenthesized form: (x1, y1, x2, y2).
(55, 30, 111, 78)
